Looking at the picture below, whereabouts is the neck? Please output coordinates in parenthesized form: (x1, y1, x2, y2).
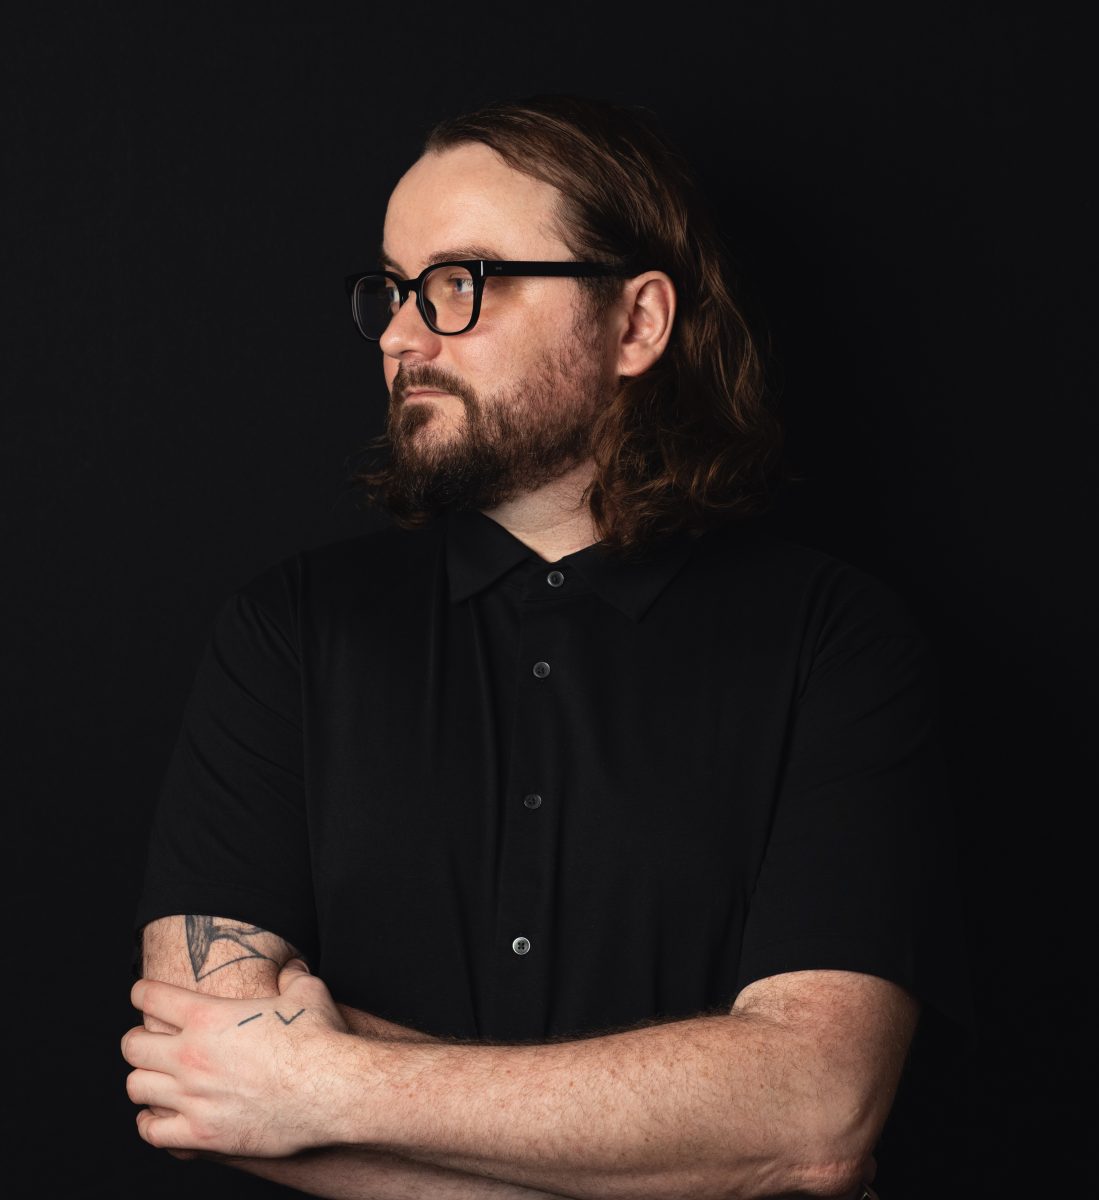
(479, 459, 599, 562)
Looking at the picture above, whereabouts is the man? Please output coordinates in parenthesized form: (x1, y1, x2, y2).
(125, 94, 969, 1199)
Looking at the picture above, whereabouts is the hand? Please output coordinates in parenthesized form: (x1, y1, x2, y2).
(122, 959, 351, 1157)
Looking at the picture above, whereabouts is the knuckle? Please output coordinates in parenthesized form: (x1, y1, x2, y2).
(190, 1116, 218, 1149)
(178, 1044, 208, 1073)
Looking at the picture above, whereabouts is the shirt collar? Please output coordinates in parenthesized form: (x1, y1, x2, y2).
(445, 508, 701, 623)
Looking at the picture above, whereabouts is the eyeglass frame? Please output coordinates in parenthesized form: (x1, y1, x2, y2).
(343, 259, 642, 341)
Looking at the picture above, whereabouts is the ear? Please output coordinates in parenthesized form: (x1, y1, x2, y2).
(613, 271, 676, 379)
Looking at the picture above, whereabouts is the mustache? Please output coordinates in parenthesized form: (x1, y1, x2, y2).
(393, 369, 470, 403)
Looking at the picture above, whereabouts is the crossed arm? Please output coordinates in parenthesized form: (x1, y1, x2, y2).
(131, 914, 917, 1200)
(138, 915, 568, 1199)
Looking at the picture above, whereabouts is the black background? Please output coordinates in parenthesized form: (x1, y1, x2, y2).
(6, 5, 1093, 1197)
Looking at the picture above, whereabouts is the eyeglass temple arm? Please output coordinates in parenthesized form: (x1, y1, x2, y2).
(482, 261, 636, 278)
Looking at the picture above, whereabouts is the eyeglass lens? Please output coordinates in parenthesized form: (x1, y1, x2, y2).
(353, 267, 476, 338)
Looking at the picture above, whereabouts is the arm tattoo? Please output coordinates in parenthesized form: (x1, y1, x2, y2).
(185, 915, 278, 981)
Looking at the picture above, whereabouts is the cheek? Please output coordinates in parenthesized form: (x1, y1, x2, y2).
(465, 316, 544, 376)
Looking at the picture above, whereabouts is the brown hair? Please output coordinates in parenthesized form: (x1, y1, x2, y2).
(355, 93, 795, 557)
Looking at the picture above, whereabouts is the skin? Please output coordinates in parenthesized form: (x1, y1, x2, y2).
(124, 144, 907, 1198)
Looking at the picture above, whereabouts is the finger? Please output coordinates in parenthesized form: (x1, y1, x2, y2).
(131, 978, 199, 1027)
(277, 963, 336, 1010)
(121, 1026, 178, 1072)
(149, 1105, 199, 1161)
(136, 1106, 195, 1151)
(276, 957, 311, 994)
(126, 1067, 178, 1110)
(120, 1024, 144, 1061)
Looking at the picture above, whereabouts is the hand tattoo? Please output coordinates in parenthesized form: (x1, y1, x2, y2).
(236, 1008, 305, 1028)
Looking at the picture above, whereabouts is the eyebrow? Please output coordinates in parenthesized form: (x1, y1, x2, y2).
(378, 244, 506, 275)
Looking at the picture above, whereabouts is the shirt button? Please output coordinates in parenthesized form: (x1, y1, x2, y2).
(523, 793, 542, 809)
(512, 936, 531, 955)
(546, 570, 565, 587)
(532, 661, 551, 678)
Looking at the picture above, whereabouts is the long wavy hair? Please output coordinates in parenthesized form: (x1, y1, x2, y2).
(352, 93, 794, 558)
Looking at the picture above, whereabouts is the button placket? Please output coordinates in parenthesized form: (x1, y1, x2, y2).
(489, 562, 572, 1038)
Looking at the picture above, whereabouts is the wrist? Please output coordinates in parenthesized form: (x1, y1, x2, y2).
(322, 1029, 406, 1150)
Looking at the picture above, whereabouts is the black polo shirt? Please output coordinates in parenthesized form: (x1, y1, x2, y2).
(135, 509, 971, 1044)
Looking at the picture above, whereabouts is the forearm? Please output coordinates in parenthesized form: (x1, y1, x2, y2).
(152, 991, 571, 1198)
(222, 1005, 578, 1199)
(333, 1013, 860, 1200)
(222, 1147, 578, 1200)
(336, 1002, 440, 1042)
(222, 999, 572, 1197)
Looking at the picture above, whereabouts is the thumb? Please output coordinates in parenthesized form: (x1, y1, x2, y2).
(277, 957, 311, 992)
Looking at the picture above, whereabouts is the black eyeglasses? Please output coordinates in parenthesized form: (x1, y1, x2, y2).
(343, 259, 639, 341)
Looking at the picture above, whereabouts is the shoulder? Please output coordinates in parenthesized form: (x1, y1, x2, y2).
(689, 522, 931, 646)
(223, 519, 446, 634)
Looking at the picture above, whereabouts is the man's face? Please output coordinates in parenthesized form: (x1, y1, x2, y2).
(374, 142, 617, 514)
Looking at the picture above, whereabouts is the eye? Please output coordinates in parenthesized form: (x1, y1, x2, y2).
(445, 273, 474, 296)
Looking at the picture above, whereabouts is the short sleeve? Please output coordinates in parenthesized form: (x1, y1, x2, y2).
(735, 567, 973, 1032)
(133, 560, 318, 965)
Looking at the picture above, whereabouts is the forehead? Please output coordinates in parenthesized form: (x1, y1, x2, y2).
(381, 143, 569, 273)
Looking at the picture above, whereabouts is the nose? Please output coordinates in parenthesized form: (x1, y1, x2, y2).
(379, 286, 442, 361)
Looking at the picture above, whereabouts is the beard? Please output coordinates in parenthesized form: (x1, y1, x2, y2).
(356, 315, 608, 524)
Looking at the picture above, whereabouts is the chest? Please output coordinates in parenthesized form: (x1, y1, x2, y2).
(302, 587, 794, 910)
